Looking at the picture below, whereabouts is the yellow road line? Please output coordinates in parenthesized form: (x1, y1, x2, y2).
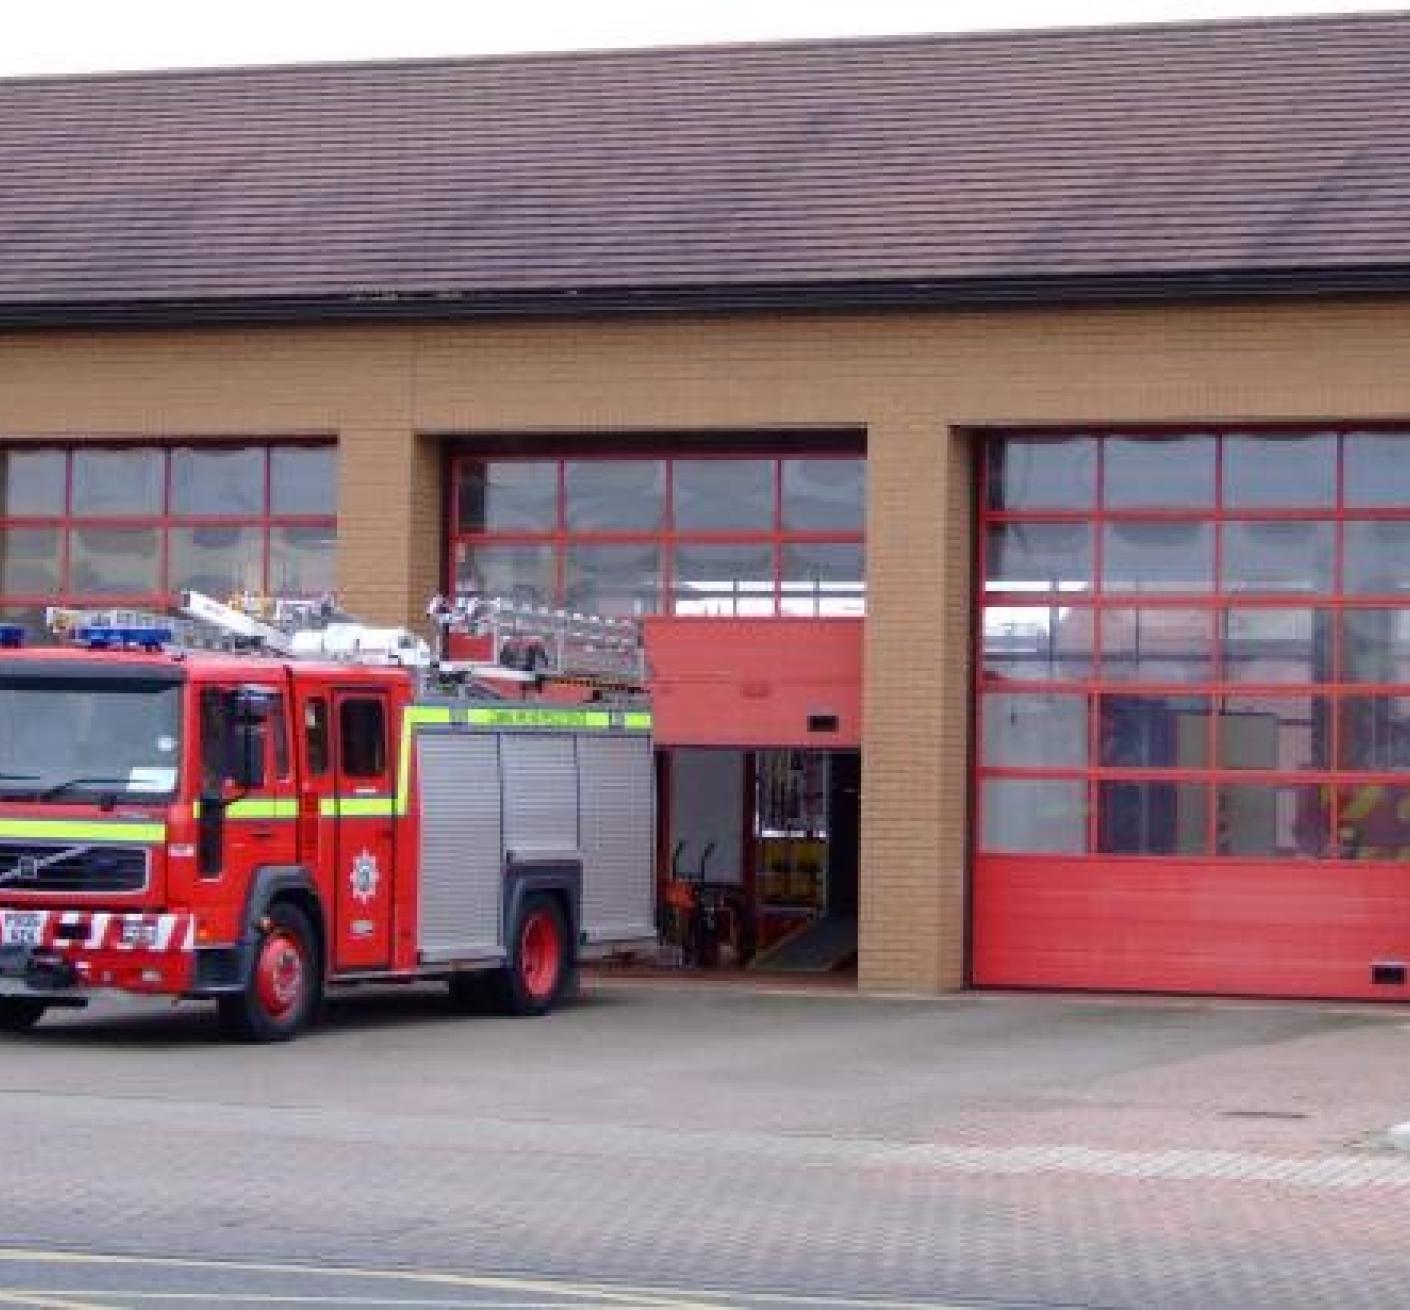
(0, 1252, 959, 1309)
(0, 1291, 112, 1310)
(0, 1296, 546, 1309)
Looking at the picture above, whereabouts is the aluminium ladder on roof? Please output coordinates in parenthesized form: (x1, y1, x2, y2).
(427, 594, 647, 690)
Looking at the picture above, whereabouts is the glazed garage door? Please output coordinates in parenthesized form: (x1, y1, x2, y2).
(973, 430, 1410, 1000)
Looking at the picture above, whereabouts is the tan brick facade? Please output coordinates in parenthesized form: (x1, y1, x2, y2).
(5, 298, 1410, 991)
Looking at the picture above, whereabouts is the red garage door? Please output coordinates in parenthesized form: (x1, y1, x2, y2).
(974, 429, 1410, 1000)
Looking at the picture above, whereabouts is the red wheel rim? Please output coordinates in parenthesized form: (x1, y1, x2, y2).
(255, 930, 306, 1020)
(519, 910, 561, 1002)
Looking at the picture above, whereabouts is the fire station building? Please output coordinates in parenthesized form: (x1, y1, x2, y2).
(3, 13, 1410, 998)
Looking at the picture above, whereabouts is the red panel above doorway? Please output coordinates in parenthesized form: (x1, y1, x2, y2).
(645, 618, 862, 747)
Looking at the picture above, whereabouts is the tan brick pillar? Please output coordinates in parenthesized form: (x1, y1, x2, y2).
(336, 427, 444, 629)
(858, 419, 974, 993)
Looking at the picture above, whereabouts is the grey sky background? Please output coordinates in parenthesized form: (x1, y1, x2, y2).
(2, 0, 1406, 77)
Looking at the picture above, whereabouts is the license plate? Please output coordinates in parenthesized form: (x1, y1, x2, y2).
(1, 913, 43, 947)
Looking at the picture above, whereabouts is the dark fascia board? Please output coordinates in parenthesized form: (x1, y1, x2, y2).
(3, 264, 1410, 330)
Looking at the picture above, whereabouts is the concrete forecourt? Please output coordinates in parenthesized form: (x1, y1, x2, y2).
(1, 982, 1409, 1308)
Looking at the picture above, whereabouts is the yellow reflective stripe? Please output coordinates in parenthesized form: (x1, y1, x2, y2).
(623, 712, 653, 731)
(0, 819, 165, 843)
(193, 798, 298, 820)
(397, 706, 454, 814)
(467, 707, 612, 730)
(321, 796, 397, 818)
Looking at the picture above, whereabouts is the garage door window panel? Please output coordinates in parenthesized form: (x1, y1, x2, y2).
(1098, 781, 1209, 855)
(983, 605, 1094, 681)
(1218, 784, 1330, 858)
(1218, 696, 1329, 772)
(0, 450, 65, 517)
(566, 460, 665, 533)
(271, 446, 337, 517)
(1104, 435, 1215, 509)
(457, 461, 558, 534)
(1100, 609, 1212, 683)
(171, 447, 265, 517)
(169, 526, 264, 598)
(780, 542, 864, 617)
(269, 525, 335, 596)
(1344, 521, 1410, 595)
(980, 779, 1088, 854)
(781, 458, 865, 532)
(1338, 696, 1410, 771)
(1223, 433, 1336, 508)
(982, 693, 1089, 769)
(1222, 521, 1333, 593)
(674, 460, 774, 532)
(1337, 783, 1410, 860)
(1344, 433, 1410, 508)
(71, 450, 163, 517)
(1222, 609, 1332, 685)
(1102, 522, 1213, 594)
(985, 522, 1092, 594)
(674, 543, 774, 617)
(565, 543, 662, 617)
(1099, 695, 1211, 769)
(0, 528, 61, 595)
(1342, 610, 1410, 684)
(69, 527, 161, 596)
(985, 436, 1096, 511)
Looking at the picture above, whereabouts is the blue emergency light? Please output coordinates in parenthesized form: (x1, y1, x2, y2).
(0, 624, 24, 648)
(74, 623, 173, 651)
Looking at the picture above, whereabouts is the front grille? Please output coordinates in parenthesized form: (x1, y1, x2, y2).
(0, 842, 149, 894)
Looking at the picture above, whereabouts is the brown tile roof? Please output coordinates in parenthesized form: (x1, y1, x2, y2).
(3, 12, 1410, 323)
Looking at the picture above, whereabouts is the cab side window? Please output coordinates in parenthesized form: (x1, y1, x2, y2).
(304, 697, 330, 776)
(271, 694, 291, 781)
(339, 698, 387, 778)
(200, 687, 268, 792)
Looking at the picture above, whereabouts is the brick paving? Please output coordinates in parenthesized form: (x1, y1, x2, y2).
(2, 984, 1409, 1307)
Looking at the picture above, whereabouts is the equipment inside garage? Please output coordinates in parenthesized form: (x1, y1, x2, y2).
(658, 747, 861, 975)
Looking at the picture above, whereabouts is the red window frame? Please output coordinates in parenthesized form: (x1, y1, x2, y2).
(976, 426, 1410, 864)
(0, 440, 337, 619)
(448, 451, 866, 618)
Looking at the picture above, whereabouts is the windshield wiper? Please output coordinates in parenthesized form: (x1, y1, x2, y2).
(38, 775, 133, 802)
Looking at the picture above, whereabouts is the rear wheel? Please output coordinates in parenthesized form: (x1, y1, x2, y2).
(487, 894, 571, 1016)
(218, 902, 321, 1043)
(0, 998, 45, 1032)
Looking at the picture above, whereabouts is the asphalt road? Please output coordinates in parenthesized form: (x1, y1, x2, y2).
(3, 980, 1410, 1308)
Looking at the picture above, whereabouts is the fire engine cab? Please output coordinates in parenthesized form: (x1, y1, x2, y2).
(0, 594, 655, 1041)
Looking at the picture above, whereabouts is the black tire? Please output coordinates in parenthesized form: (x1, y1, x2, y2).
(486, 893, 571, 1017)
(218, 902, 322, 1043)
(0, 998, 45, 1032)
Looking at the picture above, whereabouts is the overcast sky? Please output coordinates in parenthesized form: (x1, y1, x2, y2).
(1, 0, 1405, 77)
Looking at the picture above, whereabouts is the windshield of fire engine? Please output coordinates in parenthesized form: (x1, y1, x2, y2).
(0, 675, 181, 802)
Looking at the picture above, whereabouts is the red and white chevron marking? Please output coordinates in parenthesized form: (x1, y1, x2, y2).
(0, 909, 195, 953)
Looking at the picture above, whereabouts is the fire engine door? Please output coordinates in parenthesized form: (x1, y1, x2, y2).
(198, 685, 297, 884)
(330, 690, 396, 971)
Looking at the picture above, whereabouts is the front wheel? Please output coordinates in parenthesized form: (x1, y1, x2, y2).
(218, 902, 322, 1042)
(0, 998, 45, 1032)
(487, 894, 571, 1017)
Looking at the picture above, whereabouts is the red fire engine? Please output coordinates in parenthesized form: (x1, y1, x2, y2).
(0, 594, 655, 1041)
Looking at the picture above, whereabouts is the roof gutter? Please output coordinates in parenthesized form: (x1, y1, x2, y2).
(1, 264, 1409, 330)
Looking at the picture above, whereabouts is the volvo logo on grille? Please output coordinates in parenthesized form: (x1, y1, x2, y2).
(13, 854, 38, 880)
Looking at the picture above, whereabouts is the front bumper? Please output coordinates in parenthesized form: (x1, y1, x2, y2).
(0, 909, 196, 998)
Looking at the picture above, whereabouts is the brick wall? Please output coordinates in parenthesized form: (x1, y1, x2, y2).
(5, 298, 1410, 991)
